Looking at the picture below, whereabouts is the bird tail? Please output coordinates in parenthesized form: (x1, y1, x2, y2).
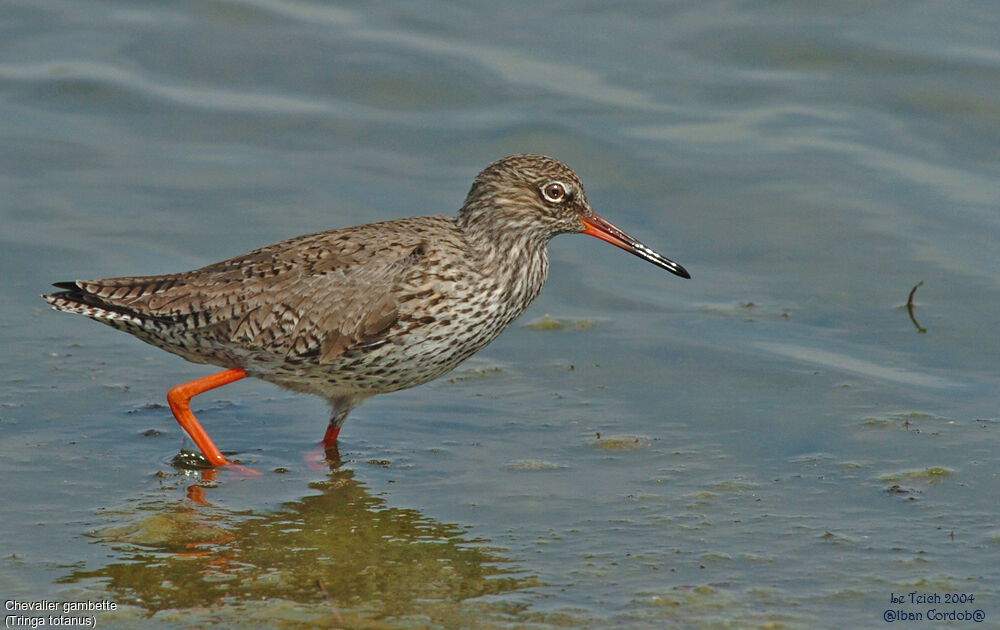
(43, 281, 158, 327)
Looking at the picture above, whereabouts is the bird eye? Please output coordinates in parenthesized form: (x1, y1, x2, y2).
(541, 181, 568, 203)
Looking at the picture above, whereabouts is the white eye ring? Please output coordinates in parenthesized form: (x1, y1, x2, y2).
(541, 181, 569, 203)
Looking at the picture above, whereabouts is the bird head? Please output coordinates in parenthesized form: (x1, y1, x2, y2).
(459, 155, 690, 279)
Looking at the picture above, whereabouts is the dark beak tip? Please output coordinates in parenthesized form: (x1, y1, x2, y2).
(580, 214, 691, 280)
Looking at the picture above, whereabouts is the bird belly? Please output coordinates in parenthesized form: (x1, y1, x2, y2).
(250, 285, 530, 400)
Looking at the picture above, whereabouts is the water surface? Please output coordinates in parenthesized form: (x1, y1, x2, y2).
(3, 1, 998, 627)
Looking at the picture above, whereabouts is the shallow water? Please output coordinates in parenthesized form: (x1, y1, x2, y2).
(3, 1, 999, 628)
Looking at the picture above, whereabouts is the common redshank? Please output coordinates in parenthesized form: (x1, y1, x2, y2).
(44, 155, 690, 468)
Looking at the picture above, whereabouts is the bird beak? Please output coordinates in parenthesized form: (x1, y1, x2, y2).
(580, 214, 691, 279)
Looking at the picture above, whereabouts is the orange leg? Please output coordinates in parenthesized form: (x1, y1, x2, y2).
(303, 423, 343, 472)
(166, 368, 247, 467)
(321, 424, 341, 451)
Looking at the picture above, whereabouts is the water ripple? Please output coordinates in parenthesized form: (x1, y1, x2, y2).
(0, 60, 335, 114)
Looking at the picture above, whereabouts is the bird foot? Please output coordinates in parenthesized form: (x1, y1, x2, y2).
(173, 449, 262, 477)
(222, 462, 264, 477)
(304, 446, 327, 473)
(304, 442, 341, 473)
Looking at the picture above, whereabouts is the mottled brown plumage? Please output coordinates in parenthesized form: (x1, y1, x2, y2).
(44, 155, 689, 467)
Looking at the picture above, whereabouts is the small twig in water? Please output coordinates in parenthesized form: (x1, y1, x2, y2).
(906, 281, 927, 334)
(907, 281, 923, 309)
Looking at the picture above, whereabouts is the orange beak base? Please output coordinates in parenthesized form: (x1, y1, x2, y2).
(580, 215, 690, 279)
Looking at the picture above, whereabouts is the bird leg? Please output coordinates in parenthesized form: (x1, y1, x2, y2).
(321, 423, 341, 452)
(167, 368, 247, 467)
(321, 395, 363, 452)
(305, 396, 364, 470)
(304, 420, 343, 472)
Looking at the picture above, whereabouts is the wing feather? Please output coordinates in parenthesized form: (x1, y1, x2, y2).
(46, 222, 433, 363)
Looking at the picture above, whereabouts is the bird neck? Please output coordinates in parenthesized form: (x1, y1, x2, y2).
(456, 210, 551, 305)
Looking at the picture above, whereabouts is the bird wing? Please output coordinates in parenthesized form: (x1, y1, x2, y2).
(48, 223, 430, 364)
